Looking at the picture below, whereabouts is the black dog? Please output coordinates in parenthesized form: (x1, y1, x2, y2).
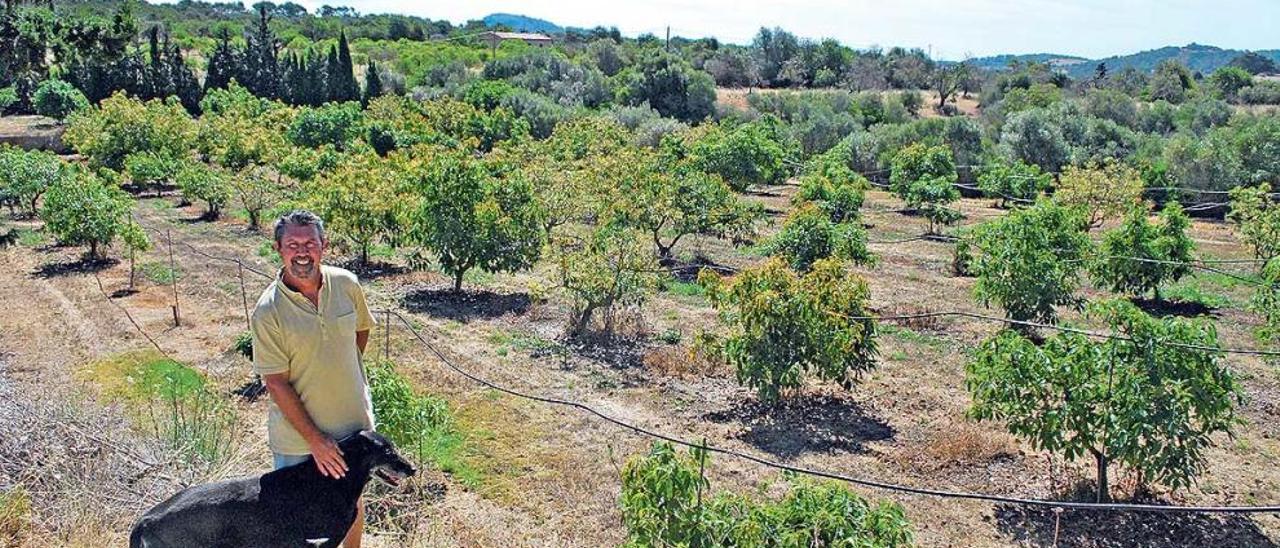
(129, 430, 416, 548)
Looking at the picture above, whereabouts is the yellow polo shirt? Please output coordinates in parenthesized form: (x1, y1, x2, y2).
(250, 265, 376, 455)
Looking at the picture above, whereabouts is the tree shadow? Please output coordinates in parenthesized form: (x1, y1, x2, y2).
(109, 288, 139, 298)
(704, 393, 895, 459)
(400, 287, 530, 323)
(562, 332, 647, 371)
(336, 258, 410, 282)
(1130, 297, 1218, 319)
(994, 503, 1278, 548)
(31, 257, 118, 279)
(661, 255, 736, 283)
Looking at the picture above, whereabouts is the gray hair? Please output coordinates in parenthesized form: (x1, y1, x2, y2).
(273, 210, 326, 244)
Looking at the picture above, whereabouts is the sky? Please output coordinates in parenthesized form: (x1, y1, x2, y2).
(269, 0, 1280, 60)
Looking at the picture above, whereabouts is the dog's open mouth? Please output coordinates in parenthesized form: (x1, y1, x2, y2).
(374, 469, 404, 487)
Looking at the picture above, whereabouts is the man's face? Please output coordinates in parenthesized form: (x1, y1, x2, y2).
(275, 223, 325, 281)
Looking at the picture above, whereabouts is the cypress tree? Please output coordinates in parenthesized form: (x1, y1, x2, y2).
(242, 5, 279, 98)
(362, 60, 383, 106)
(205, 28, 238, 91)
(333, 30, 359, 102)
(169, 39, 202, 113)
(325, 44, 341, 103)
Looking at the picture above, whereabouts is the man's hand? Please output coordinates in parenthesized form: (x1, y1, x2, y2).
(307, 434, 348, 479)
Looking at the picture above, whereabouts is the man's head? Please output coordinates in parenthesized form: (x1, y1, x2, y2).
(273, 210, 326, 282)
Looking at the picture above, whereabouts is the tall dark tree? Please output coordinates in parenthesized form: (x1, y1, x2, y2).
(168, 39, 202, 113)
(240, 5, 280, 99)
(362, 59, 383, 106)
(204, 28, 238, 91)
(329, 30, 359, 102)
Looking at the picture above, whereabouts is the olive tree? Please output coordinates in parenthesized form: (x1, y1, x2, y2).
(967, 299, 1242, 502)
(972, 200, 1092, 326)
(1091, 203, 1195, 301)
(699, 257, 878, 402)
(40, 168, 133, 260)
(407, 150, 545, 292)
(889, 143, 960, 234)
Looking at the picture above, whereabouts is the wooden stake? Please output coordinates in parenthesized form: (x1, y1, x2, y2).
(238, 261, 251, 331)
(167, 229, 181, 326)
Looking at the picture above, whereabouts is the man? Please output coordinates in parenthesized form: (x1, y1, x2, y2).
(250, 210, 376, 548)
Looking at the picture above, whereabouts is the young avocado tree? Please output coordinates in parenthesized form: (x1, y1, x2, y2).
(1091, 203, 1195, 301)
(1054, 160, 1145, 229)
(889, 143, 960, 234)
(699, 257, 877, 402)
(553, 222, 659, 337)
(977, 159, 1051, 208)
(971, 199, 1092, 327)
(1229, 183, 1280, 263)
(407, 150, 545, 291)
(120, 220, 152, 291)
(966, 299, 1242, 502)
(40, 168, 134, 260)
(766, 204, 874, 272)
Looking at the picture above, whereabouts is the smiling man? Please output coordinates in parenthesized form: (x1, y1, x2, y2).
(250, 210, 375, 548)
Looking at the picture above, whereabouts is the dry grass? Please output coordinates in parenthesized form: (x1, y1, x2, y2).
(920, 421, 1020, 471)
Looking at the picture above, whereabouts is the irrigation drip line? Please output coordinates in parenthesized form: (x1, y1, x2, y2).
(385, 309, 1280, 514)
(91, 270, 172, 358)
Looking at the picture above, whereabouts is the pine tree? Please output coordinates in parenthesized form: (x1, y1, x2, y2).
(205, 28, 238, 91)
(362, 60, 383, 106)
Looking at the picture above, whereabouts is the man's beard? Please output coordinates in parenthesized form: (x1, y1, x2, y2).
(289, 257, 318, 279)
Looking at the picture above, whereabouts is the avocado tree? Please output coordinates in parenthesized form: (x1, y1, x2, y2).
(176, 163, 231, 220)
(971, 199, 1092, 326)
(1054, 161, 1145, 229)
(794, 172, 866, 223)
(406, 150, 545, 292)
(700, 257, 878, 402)
(306, 153, 405, 266)
(0, 145, 65, 216)
(1228, 183, 1280, 262)
(889, 143, 960, 234)
(966, 300, 1242, 502)
(767, 204, 874, 272)
(1091, 203, 1195, 301)
(553, 223, 659, 337)
(977, 159, 1051, 208)
(124, 151, 180, 197)
(40, 168, 133, 260)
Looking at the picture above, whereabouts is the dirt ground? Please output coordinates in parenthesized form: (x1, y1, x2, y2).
(2, 183, 1280, 547)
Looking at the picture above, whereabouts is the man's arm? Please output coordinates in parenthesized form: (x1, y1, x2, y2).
(356, 330, 369, 355)
(262, 373, 348, 479)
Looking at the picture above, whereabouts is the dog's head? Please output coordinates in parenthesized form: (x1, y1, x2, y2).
(341, 430, 417, 487)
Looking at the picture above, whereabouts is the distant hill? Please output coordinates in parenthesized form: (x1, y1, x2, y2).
(973, 44, 1280, 77)
(482, 13, 562, 34)
(968, 53, 1090, 72)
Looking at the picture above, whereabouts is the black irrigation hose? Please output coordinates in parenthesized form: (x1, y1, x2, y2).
(386, 309, 1280, 514)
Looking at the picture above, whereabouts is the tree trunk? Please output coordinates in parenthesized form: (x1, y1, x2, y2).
(129, 248, 136, 290)
(361, 242, 369, 266)
(1093, 449, 1109, 503)
(572, 305, 597, 337)
(453, 270, 465, 293)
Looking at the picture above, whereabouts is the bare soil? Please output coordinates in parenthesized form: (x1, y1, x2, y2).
(2, 185, 1280, 547)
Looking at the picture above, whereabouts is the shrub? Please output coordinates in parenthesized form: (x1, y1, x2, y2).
(366, 360, 456, 467)
(700, 257, 878, 402)
(0, 86, 17, 113)
(40, 168, 133, 259)
(967, 300, 1242, 501)
(1091, 203, 1195, 300)
(766, 204, 873, 272)
(977, 159, 1050, 208)
(889, 143, 960, 233)
(176, 163, 231, 219)
(32, 79, 89, 120)
(971, 200, 1091, 325)
(1239, 81, 1280, 105)
(1054, 161, 1145, 228)
(621, 442, 913, 547)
